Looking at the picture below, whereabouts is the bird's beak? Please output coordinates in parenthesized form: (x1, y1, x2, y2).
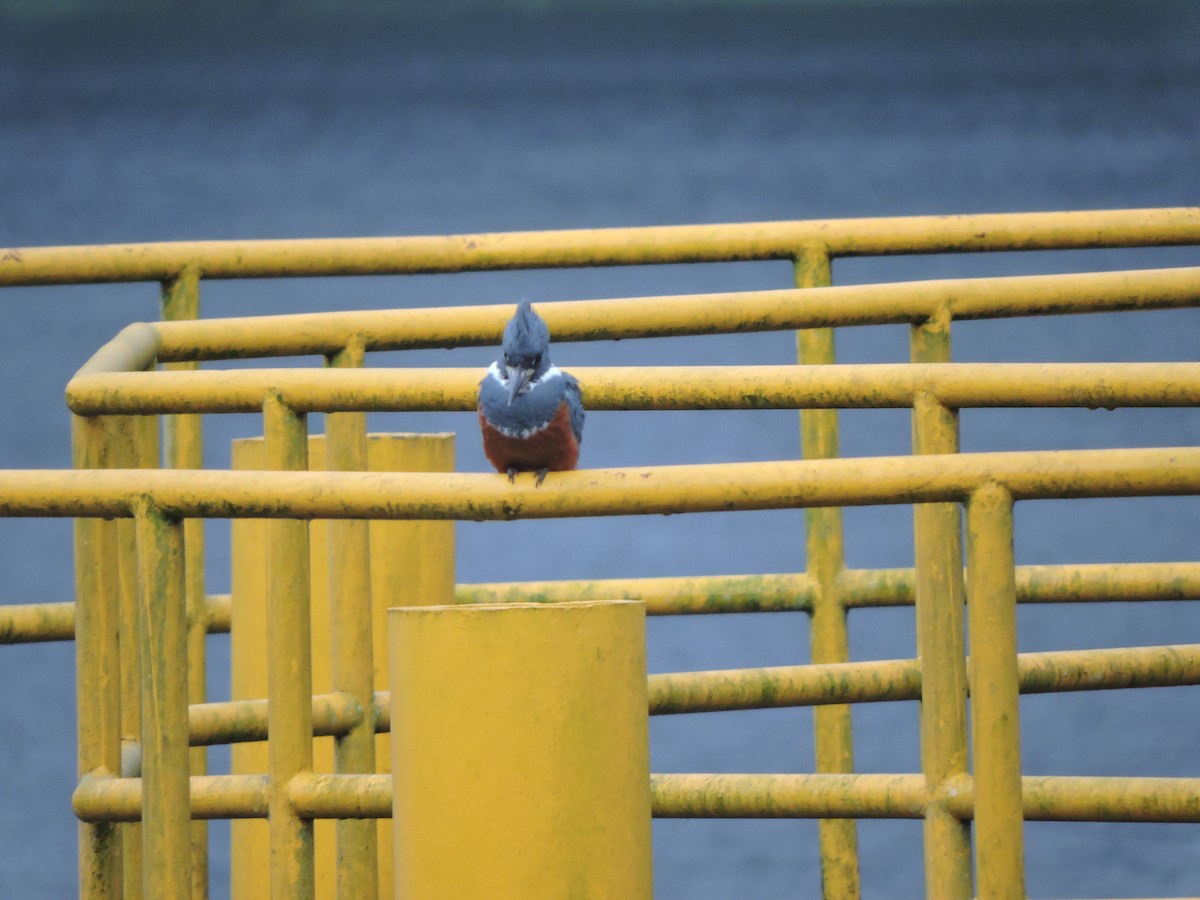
(506, 366, 533, 405)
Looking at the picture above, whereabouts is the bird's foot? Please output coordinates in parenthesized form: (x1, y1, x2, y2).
(535, 468, 549, 487)
(507, 467, 518, 483)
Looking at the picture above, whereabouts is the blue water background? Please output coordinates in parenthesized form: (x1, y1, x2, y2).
(2, 2, 1199, 896)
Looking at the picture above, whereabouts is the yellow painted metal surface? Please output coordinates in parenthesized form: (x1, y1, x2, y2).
(189, 692, 362, 747)
(795, 248, 861, 898)
(365, 433, 456, 899)
(28, 210, 1200, 900)
(7, 559, 1197, 647)
(643, 644, 1200, 715)
(3, 446, 1198, 520)
(263, 396, 317, 900)
(966, 484, 1026, 899)
(649, 659, 923, 713)
(161, 267, 211, 900)
(321, 341, 378, 900)
(1013, 775, 1200, 823)
(69, 768, 1200, 825)
(112, 416, 156, 900)
(309, 430, 372, 899)
(174, 640, 1200, 743)
(840, 560, 1200, 608)
(125, 264, 1200, 362)
(229, 437, 271, 900)
(652, 772, 929, 819)
(134, 502, 191, 899)
(4, 207, 1199, 286)
(65, 360, 1200, 415)
(288, 773, 393, 819)
(0, 601, 76, 642)
(74, 774, 271, 822)
(309, 432, 456, 898)
(72, 415, 123, 900)
(388, 601, 653, 899)
(231, 432, 454, 899)
(910, 314, 974, 900)
(457, 571, 817, 613)
(73, 322, 160, 376)
(649, 772, 1200, 823)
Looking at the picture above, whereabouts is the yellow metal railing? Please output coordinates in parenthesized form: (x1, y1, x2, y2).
(0, 208, 1198, 898)
(45, 452, 1200, 899)
(64, 298, 1200, 897)
(4, 207, 1200, 285)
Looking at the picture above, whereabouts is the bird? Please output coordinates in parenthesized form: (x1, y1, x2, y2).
(478, 301, 584, 486)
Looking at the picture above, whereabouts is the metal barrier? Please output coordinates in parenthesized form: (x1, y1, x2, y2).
(41, 453, 1200, 899)
(0, 208, 1198, 898)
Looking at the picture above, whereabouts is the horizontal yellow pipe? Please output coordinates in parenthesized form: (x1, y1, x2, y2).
(645, 644, 1200, 714)
(72, 769, 1200, 824)
(175, 643, 1199, 745)
(651, 773, 928, 818)
(188, 692, 362, 747)
(649, 659, 922, 713)
(459, 562, 1200, 613)
(841, 562, 1200, 608)
(0, 448, 1197, 519)
(65, 362, 1200, 415)
(456, 573, 816, 614)
(1013, 776, 1200, 823)
(288, 774, 393, 820)
(73, 774, 269, 822)
(144, 266, 1200, 362)
(5, 208, 1198, 286)
(74, 322, 161, 376)
(1016, 644, 1200, 694)
(1014, 562, 1200, 603)
(0, 596, 229, 645)
(0, 602, 76, 643)
(7, 561, 1193, 647)
(650, 773, 1200, 822)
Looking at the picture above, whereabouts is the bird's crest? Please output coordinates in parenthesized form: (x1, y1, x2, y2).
(502, 301, 551, 366)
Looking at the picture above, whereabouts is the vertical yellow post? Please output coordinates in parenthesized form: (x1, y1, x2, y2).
(389, 601, 652, 899)
(230, 438, 270, 900)
(910, 312, 972, 899)
(965, 484, 1025, 899)
(162, 266, 210, 899)
(113, 416, 159, 900)
(357, 429, 456, 897)
(795, 245, 859, 898)
(263, 394, 315, 900)
(356, 432, 456, 898)
(134, 501, 191, 899)
(74, 415, 123, 899)
(232, 432, 455, 900)
(325, 338, 378, 899)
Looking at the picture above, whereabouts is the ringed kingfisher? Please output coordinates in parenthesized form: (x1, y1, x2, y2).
(478, 301, 585, 485)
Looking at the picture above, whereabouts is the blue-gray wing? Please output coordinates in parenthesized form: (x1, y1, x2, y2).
(478, 367, 504, 407)
(563, 372, 585, 444)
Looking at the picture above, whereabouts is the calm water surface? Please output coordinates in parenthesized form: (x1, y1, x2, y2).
(2, 2, 1199, 896)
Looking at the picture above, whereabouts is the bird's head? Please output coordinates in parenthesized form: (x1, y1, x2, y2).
(500, 301, 552, 405)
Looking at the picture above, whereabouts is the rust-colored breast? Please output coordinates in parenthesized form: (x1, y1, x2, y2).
(479, 401, 580, 473)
